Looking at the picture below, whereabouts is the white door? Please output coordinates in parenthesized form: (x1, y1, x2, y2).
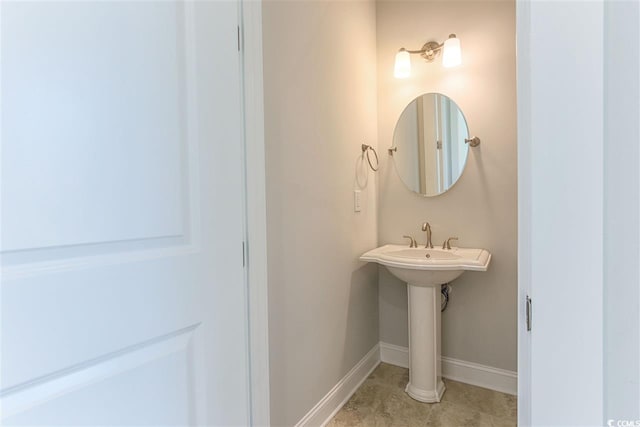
(517, 1, 605, 425)
(1, 1, 250, 425)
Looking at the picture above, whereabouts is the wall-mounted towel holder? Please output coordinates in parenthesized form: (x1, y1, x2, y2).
(361, 144, 379, 172)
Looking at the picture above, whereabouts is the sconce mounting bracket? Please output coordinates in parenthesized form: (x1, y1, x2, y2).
(420, 41, 443, 62)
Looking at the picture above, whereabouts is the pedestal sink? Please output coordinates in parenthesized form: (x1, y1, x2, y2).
(360, 244, 491, 403)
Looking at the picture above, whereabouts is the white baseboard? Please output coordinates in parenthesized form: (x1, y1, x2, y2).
(378, 342, 409, 368)
(379, 342, 517, 396)
(295, 344, 380, 427)
(441, 356, 517, 396)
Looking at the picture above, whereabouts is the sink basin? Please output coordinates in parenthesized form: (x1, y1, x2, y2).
(387, 248, 463, 260)
(360, 243, 491, 403)
(360, 244, 491, 287)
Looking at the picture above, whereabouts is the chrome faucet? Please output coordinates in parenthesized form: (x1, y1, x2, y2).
(421, 222, 433, 248)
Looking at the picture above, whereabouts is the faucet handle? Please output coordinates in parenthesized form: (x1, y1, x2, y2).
(402, 235, 417, 248)
(442, 237, 459, 250)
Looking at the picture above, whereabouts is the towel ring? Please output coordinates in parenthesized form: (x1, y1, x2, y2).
(361, 144, 379, 172)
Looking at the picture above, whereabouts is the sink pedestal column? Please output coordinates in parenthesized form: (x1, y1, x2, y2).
(405, 283, 446, 403)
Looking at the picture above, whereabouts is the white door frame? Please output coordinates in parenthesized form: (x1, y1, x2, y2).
(516, 1, 532, 425)
(517, 0, 605, 425)
(240, 1, 271, 426)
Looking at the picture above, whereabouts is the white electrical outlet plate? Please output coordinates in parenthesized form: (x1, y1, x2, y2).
(354, 190, 361, 212)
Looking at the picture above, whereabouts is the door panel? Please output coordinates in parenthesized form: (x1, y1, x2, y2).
(3, 326, 197, 424)
(1, 1, 249, 425)
(2, 1, 187, 251)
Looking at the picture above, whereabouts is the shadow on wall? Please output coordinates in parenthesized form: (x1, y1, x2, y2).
(378, 266, 409, 347)
(468, 145, 495, 218)
(341, 263, 379, 373)
(354, 153, 370, 191)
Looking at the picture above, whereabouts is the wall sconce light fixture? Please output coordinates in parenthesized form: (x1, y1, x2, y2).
(394, 34, 461, 78)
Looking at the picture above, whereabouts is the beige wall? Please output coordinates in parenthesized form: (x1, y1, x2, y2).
(262, 1, 379, 425)
(376, 0, 517, 371)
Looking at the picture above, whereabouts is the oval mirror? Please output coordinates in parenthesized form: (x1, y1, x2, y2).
(391, 93, 469, 197)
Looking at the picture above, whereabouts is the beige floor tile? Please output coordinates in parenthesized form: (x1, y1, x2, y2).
(441, 380, 517, 420)
(367, 363, 410, 390)
(328, 363, 517, 427)
(343, 380, 392, 413)
(326, 407, 371, 427)
(424, 400, 494, 427)
(489, 415, 517, 427)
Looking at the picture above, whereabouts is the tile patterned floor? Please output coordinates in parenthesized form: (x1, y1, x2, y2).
(327, 363, 516, 427)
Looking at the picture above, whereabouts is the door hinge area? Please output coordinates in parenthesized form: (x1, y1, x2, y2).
(526, 295, 532, 331)
(242, 241, 246, 267)
(237, 25, 241, 52)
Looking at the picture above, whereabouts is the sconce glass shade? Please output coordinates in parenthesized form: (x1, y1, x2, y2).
(394, 49, 411, 78)
(442, 35, 461, 68)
